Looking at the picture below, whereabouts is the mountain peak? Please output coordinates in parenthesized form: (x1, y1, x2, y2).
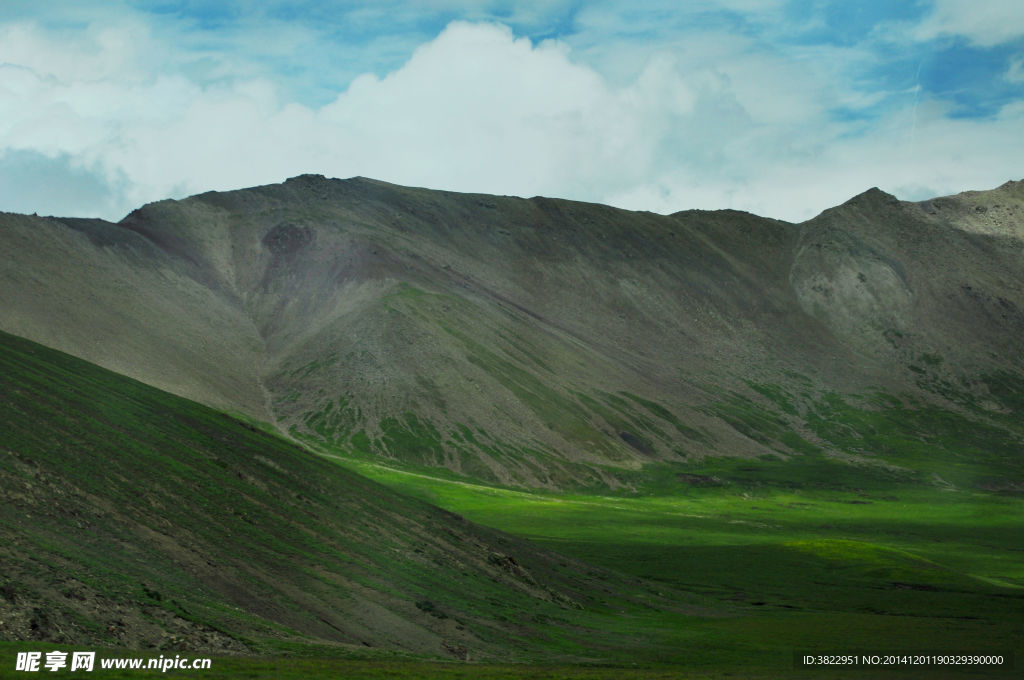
(282, 173, 393, 188)
(841, 186, 899, 208)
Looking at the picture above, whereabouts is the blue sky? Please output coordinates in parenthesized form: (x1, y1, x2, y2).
(1, 0, 1022, 221)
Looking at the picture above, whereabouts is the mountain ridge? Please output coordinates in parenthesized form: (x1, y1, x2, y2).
(2, 176, 1022, 488)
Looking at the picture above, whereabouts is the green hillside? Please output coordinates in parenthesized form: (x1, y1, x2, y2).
(0, 330, 708, 664)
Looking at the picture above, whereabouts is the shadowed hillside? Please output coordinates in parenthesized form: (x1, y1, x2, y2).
(0, 330, 704, 660)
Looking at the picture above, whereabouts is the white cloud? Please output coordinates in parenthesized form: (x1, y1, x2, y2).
(0, 16, 1021, 223)
(910, 0, 1024, 47)
(0, 19, 158, 83)
(608, 94, 1024, 221)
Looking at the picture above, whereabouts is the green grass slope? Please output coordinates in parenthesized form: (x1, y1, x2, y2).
(0, 330, 716, 664)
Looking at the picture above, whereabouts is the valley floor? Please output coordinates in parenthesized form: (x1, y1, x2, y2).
(323, 456, 1024, 679)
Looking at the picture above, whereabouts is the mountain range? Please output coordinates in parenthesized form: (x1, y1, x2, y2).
(2, 175, 1022, 489)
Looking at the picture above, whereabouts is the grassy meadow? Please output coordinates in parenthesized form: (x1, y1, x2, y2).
(325, 453, 1024, 678)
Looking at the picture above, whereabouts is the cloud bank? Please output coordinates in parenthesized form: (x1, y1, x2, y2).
(1, 3, 1022, 222)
